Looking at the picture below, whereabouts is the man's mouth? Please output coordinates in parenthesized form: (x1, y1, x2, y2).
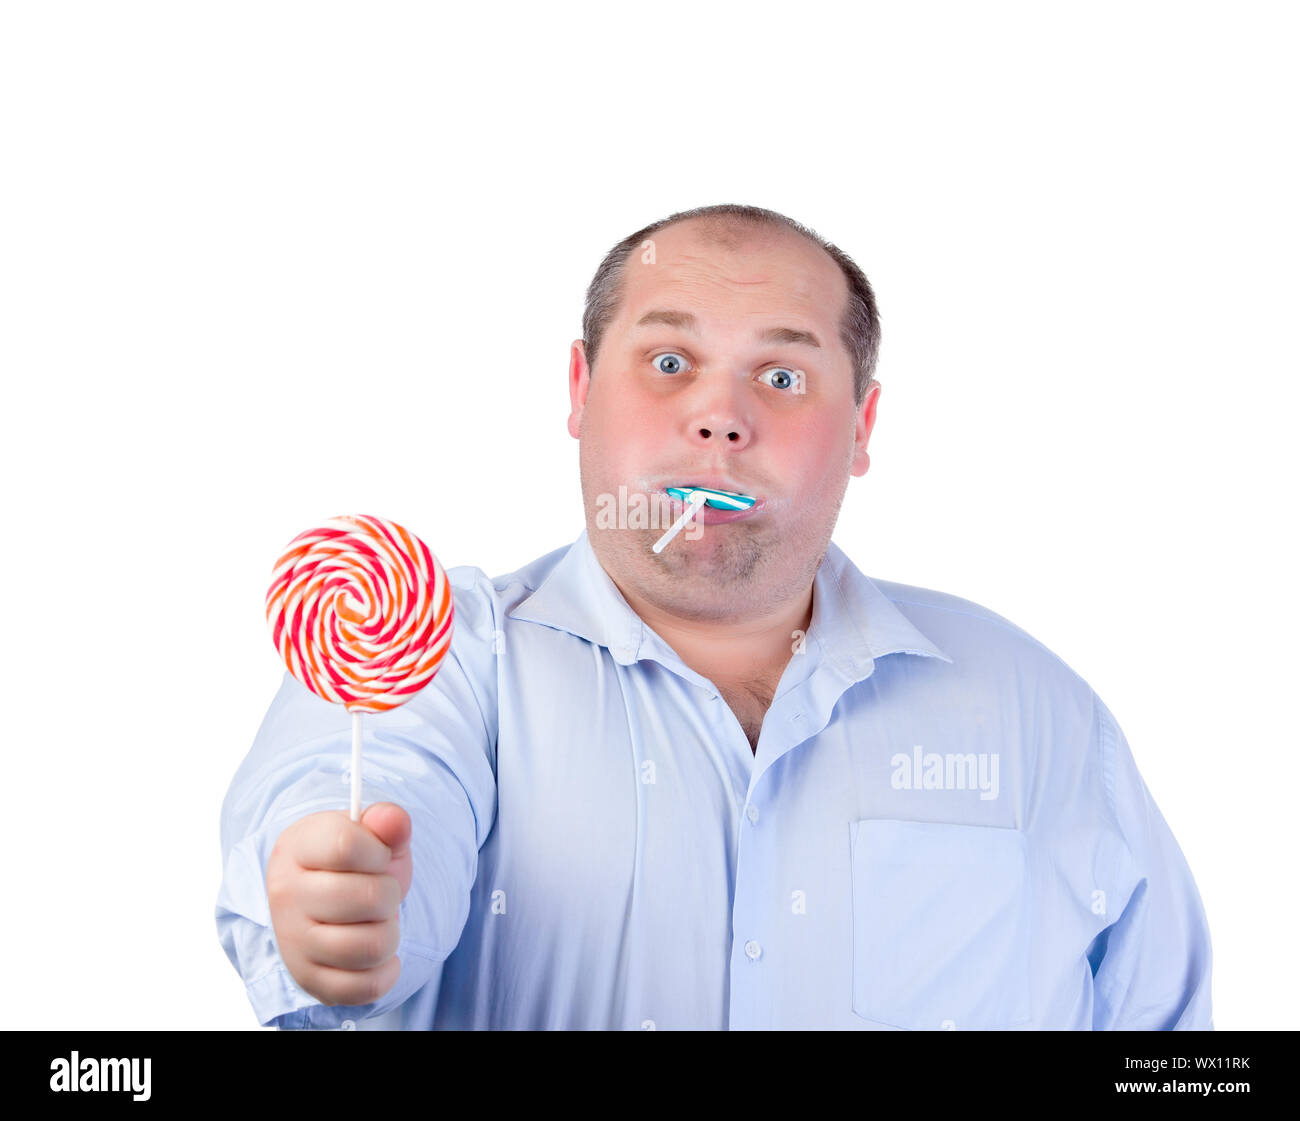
(665, 485, 754, 509)
(660, 485, 765, 525)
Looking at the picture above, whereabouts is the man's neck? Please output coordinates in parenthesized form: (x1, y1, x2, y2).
(609, 574, 815, 692)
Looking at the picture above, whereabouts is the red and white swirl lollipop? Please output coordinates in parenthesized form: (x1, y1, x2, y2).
(266, 514, 454, 820)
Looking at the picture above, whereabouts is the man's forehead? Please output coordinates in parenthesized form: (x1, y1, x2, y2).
(619, 221, 844, 322)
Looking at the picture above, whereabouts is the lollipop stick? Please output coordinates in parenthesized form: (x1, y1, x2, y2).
(350, 711, 363, 822)
(652, 492, 708, 554)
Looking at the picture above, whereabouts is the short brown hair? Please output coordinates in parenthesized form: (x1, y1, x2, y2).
(582, 204, 881, 408)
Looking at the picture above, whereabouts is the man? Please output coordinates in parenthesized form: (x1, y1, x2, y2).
(217, 204, 1213, 1030)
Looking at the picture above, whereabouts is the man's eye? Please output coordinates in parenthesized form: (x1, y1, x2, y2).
(653, 353, 689, 375)
(759, 366, 801, 391)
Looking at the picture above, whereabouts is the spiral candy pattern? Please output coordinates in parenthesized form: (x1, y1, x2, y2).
(266, 514, 454, 714)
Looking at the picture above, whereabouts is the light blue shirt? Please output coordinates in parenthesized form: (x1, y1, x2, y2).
(216, 529, 1213, 1030)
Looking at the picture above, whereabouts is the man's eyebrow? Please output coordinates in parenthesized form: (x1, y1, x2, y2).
(633, 308, 822, 348)
(757, 325, 821, 349)
(634, 308, 699, 331)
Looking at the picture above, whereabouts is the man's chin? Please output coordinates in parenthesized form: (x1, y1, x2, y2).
(645, 528, 764, 582)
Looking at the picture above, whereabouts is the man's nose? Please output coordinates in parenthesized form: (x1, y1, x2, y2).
(687, 409, 750, 448)
(685, 385, 752, 449)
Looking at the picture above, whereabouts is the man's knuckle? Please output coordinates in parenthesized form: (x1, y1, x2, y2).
(266, 868, 294, 912)
(307, 971, 338, 1007)
(335, 827, 353, 867)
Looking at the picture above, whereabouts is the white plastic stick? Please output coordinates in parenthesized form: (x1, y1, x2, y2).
(652, 491, 708, 554)
(350, 711, 363, 822)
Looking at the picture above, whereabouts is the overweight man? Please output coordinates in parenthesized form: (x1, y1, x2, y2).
(216, 203, 1214, 1030)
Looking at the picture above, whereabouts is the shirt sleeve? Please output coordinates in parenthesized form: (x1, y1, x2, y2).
(1089, 694, 1214, 1030)
(215, 565, 500, 1030)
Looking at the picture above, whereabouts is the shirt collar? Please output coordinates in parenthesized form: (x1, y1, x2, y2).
(506, 528, 951, 679)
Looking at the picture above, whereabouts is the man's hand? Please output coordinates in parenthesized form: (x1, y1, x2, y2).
(266, 803, 412, 1007)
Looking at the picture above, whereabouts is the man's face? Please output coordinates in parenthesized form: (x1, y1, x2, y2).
(567, 218, 879, 624)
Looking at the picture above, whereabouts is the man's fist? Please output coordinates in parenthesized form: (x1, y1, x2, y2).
(266, 802, 412, 1008)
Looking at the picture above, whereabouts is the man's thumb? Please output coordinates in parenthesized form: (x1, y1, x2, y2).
(359, 802, 413, 899)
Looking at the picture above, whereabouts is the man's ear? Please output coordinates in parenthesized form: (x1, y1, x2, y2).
(849, 381, 881, 477)
(567, 339, 591, 440)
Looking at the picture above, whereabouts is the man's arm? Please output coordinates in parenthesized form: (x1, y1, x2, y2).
(215, 568, 500, 1029)
(1089, 694, 1213, 1029)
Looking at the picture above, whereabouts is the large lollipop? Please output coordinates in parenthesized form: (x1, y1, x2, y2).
(266, 514, 455, 821)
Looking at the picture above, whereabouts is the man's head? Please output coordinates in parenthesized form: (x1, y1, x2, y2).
(567, 204, 883, 627)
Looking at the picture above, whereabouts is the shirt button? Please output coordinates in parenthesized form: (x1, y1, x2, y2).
(745, 804, 759, 824)
(340, 1020, 356, 1030)
(744, 940, 762, 961)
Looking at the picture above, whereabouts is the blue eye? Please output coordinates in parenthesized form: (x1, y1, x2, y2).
(653, 353, 688, 375)
(760, 367, 800, 391)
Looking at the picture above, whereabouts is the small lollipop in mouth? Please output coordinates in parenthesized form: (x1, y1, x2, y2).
(651, 486, 757, 553)
(665, 486, 756, 510)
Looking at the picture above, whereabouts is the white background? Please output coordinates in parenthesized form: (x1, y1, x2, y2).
(2, 1, 1295, 1030)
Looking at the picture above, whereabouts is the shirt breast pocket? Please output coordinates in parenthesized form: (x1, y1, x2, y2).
(849, 818, 1032, 1030)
